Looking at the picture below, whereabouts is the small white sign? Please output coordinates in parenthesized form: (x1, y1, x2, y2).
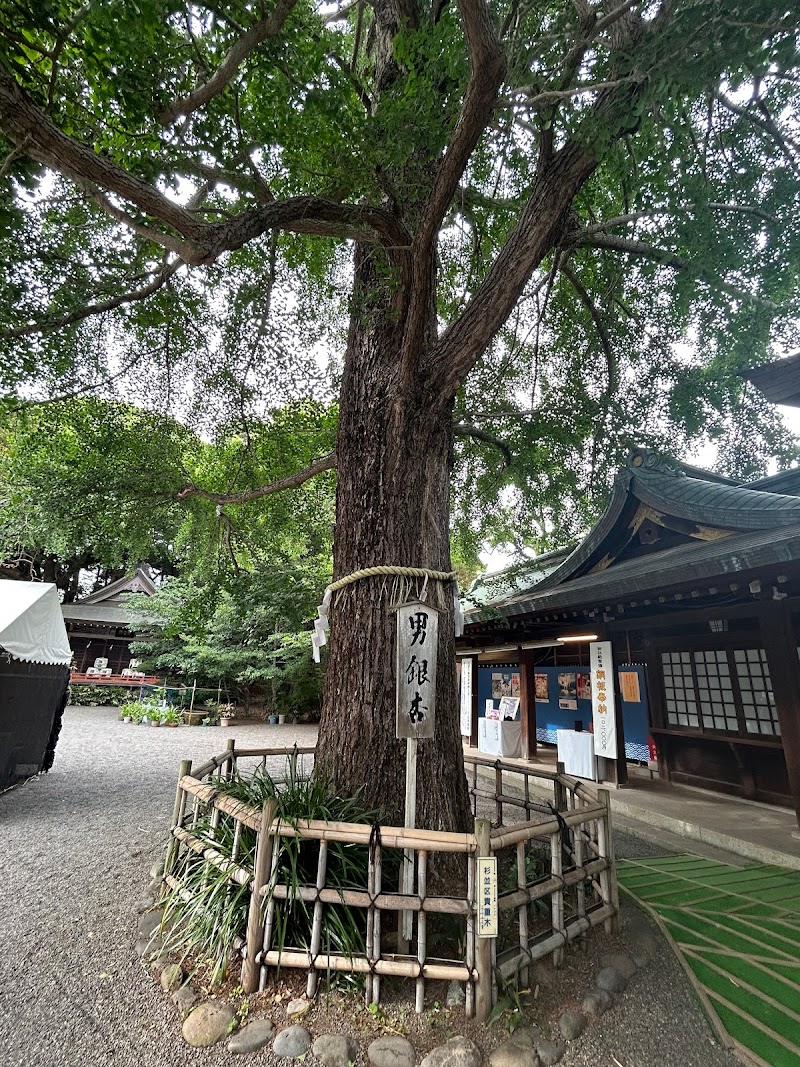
(498, 696, 520, 720)
(477, 857, 498, 938)
(396, 602, 438, 740)
(590, 641, 618, 758)
(93, 657, 108, 669)
(459, 658, 473, 736)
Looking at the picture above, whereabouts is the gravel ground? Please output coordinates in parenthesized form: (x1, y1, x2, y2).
(1, 707, 740, 1067)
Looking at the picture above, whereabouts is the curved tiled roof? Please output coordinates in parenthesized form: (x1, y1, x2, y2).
(521, 448, 800, 595)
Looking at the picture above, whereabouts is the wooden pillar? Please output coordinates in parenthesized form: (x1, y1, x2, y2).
(518, 648, 538, 760)
(758, 604, 800, 827)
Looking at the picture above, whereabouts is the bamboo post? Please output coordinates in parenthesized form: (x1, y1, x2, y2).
(402, 737, 418, 944)
(366, 837, 376, 1005)
(306, 841, 329, 998)
(495, 763, 503, 825)
(242, 797, 277, 993)
(554, 762, 567, 810)
(373, 840, 383, 1004)
(416, 850, 427, 1013)
(465, 851, 475, 1018)
(189, 679, 197, 713)
(574, 815, 586, 946)
(163, 758, 192, 889)
(516, 840, 529, 987)
(260, 834, 282, 991)
(597, 788, 619, 932)
(225, 738, 235, 781)
(474, 818, 493, 1023)
(551, 829, 565, 967)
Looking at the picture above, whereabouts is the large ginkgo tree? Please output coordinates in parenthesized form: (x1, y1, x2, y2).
(1, 0, 799, 829)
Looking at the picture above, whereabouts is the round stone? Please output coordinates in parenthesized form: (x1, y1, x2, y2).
(596, 965, 628, 993)
(558, 1010, 586, 1041)
(229, 1018, 275, 1055)
(172, 985, 199, 1018)
(137, 911, 162, 939)
(148, 877, 163, 894)
(488, 1039, 538, 1067)
(182, 1001, 236, 1047)
(421, 1036, 482, 1067)
(160, 963, 183, 992)
(313, 1033, 360, 1067)
(135, 897, 155, 914)
(600, 952, 637, 979)
(581, 989, 611, 1017)
(368, 1035, 416, 1067)
(445, 980, 466, 1007)
(632, 949, 650, 970)
(286, 997, 311, 1019)
(273, 1025, 312, 1059)
(534, 1038, 566, 1067)
(150, 860, 165, 879)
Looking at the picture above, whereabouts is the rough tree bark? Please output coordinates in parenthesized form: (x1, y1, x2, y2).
(315, 242, 471, 832)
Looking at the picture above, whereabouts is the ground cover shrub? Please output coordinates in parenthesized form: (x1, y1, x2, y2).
(69, 684, 131, 706)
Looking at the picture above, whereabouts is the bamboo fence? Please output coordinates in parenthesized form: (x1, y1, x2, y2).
(161, 744, 618, 1020)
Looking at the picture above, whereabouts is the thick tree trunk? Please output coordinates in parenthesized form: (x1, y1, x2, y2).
(315, 246, 470, 835)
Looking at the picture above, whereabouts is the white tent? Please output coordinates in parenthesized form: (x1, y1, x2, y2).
(0, 582, 72, 666)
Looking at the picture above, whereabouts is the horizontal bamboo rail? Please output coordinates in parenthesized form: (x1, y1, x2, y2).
(171, 826, 252, 886)
(256, 948, 473, 983)
(495, 903, 617, 979)
(498, 857, 609, 911)
(262, 882, 472, 916)
(489, 803, 607, 849)
(163, 743, 618, 1024)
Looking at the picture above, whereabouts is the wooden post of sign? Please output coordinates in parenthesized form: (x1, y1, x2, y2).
(474, 817, 493, 1023)
(401, 737, 418, 946)
(188, 678, 197, 713)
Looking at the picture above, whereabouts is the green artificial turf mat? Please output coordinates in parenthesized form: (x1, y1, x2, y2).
(618, 856, 800, 1067)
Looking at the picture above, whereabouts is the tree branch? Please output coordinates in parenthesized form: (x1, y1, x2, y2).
(0, 70, 206, 241)
(176, 451, 337, 504)
(399, 0, 505, 379)
(195, 198, 411, 265)
(415, 0, 505, 255)
(429, 137, 598, 399)
(454, 421, 512, 466)
(574, 233, 779, 308)
(0, 71, 409, 265)
(159, 0, 300, 125)
(560, 262, 617, 396)
(509, 77, 636, 111)
(1, 259, 182, 339)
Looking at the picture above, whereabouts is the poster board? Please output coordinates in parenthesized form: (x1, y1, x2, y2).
(589, 640, 618, 758)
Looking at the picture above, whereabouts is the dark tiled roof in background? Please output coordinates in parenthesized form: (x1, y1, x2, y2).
(742, 351, 800, 407)
(496, 524, 800, 619)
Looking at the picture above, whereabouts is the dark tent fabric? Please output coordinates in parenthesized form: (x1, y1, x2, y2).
(0, 582, 72, 790)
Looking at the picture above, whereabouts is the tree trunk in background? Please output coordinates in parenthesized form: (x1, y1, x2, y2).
(315, 245, 471, 834)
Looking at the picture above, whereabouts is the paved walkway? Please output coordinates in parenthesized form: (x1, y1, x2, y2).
(1, 707, 740, 1067)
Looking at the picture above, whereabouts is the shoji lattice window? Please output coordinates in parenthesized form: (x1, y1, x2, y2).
(694, 650, 739, 732)
(661, 647, 780, 738)
(734, 649, 780, 737)
(661, 651, 700, 728)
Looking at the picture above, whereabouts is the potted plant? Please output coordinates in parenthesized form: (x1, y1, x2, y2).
(218, 703, 237, 728)
(160, 708, 181, 727)
(267, 713, 279, 725)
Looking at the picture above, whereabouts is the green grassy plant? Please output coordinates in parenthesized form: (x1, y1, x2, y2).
(162, 759, 387, 987)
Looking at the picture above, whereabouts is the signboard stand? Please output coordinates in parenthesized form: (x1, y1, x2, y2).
(402, 737, 417, 942)
(395, 601, 438, 950)
(589, 640, 618, 782)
